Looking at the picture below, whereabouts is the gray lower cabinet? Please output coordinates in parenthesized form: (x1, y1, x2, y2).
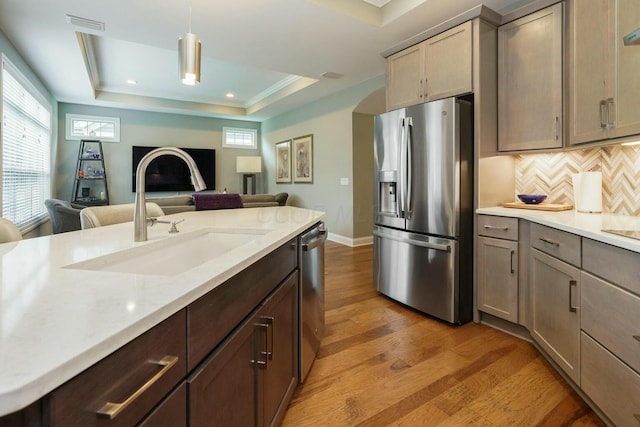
(477, 215, 519, 322)
(188, 272, 299, 427)
(530, 248, 581, 385)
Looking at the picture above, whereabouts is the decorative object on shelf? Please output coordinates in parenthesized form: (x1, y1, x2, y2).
(178, 2, 201, 85)
(236, 156, 262, 194)
(293, 134, 313, 183)
(275, 140, 291, 183)
(517, 194, 547, 204)
(71, 139, 109, 206)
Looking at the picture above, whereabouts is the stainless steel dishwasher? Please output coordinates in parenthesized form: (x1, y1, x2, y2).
(298, 221, 327, 382)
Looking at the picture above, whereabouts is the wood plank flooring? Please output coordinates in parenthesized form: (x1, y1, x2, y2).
(282, 241, 605, 426)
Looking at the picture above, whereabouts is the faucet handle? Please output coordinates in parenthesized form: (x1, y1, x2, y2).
(168, 219, 184, 234)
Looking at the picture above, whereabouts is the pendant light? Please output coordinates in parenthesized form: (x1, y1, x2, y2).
(178, 4, 201, 85)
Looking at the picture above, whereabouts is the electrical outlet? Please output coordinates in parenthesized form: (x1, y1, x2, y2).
(340, 177, 349, 186)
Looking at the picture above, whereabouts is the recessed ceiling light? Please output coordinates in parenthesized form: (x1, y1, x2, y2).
(126, 79, 138, 85)
(226, 93, 235, 98)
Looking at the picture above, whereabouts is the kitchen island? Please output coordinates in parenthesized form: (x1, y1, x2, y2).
(0, 206, 324, 425)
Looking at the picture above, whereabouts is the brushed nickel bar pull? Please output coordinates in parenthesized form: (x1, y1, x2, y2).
(483, 225, 508, 231)
(254, 323, 270, 369)
(633, 335, 640, 343)
(262, 316, 275, 360)
(419, 79, 423, 99)
(96, 355, 179, 419)
(569, 280, 577, 313)
(510, 250, 515, 274)
(539, 237, 560, 247)
(555, 116, 559, 141)
(606, 98, 615, 128)
(599, 100, 607, 129)
(424, 78, 428, 99)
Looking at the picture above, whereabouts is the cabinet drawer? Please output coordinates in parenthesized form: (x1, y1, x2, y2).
(581, 271, 640, 373)
(583, 238, 640, 296)
(138, 383, 186, 427)
(530, 223, 581, 266)
(581, 332, 640, 427)
(477, 215, 518, 240)
(47, 310, 187, 427)
(187, 238, 297, 370)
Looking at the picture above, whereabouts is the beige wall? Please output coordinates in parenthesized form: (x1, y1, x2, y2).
(262, 76, 385, 242)
(352, 112, 374, 239)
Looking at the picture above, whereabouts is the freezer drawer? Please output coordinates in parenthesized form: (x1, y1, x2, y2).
(373, 226, 461, 323)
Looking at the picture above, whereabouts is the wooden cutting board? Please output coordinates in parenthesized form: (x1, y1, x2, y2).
(500, 202, 574, 211)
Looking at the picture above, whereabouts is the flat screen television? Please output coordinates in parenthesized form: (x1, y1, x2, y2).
(132, 146, 215, 192)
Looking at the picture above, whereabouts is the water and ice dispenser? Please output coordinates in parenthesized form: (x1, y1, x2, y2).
(378, 170, 398, 216)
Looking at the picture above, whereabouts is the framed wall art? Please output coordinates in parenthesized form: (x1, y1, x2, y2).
(275, 139, 291, 183)
(293, 134, 313, 183)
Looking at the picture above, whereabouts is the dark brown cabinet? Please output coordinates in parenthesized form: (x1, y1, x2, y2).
(188, 272, 299, 427)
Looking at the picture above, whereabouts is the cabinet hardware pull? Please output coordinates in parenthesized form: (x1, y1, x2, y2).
(262, 316, 275, 360)
(255, 323, 270, 368)
(424, 78, 428, 98)
(484, 225, 508, 231)
(633, 335, 640, 343)
(419, 79, 423, 99)
(599, 100, 607, 129)
(539, 237, 560, 247)
(96, 355, 179, 419)
(510, 250, 515, 274)
(606, 98, 615, 128)
(569, 280, 577, 313)
(555, 116, 559, 141)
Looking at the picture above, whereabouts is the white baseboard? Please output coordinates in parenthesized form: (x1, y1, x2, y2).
(327, 232, 373, 247)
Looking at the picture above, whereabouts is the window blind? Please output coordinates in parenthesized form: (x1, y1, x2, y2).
(2, 56, 51, 232)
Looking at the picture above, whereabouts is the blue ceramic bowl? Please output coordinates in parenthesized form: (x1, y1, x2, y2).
(517, 194, 547, 204)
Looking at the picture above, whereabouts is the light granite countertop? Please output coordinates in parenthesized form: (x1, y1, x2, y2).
(477, 206, 640, 253)
(0, 206, 324, 417)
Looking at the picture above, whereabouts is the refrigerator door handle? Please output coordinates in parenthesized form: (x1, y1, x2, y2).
(373, 229, 451, 252)
(398, 118, 406, 218)
(405, 117, 413, 219)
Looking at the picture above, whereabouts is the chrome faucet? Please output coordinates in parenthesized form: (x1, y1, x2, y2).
(134, 147, 207, 242)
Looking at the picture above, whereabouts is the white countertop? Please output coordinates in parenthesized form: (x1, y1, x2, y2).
(0, 206, 324, 417)
(477, 206, 640, 253)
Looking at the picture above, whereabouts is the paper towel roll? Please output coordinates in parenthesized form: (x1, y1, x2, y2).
(572, 171, 602, 213)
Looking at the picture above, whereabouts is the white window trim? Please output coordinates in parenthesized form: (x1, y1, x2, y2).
(65, 113, 121, 142)
(222, 126, 257, 149)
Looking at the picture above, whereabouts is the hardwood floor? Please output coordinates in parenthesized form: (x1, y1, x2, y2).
(283, 241, 605, 426)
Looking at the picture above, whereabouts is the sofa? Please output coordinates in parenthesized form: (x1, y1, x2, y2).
(147, 193, 288, 215)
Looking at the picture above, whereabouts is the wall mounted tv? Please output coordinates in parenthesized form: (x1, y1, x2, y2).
(132, 146, 215, 192)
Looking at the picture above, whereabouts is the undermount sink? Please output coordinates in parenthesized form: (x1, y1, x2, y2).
(65, 227, 271, 276)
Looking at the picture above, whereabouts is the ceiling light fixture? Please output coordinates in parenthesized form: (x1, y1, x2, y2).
(226, 93, 235, 98)
(178, 4, 201, 85)
(126, 79, 138, 85)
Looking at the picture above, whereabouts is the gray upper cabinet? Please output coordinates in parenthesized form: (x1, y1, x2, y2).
(498, 3, 563, 152)
(423, 21, 473, 102)
(386, 21, 472, 111)
(386, 44, 424, 111)
(568, 0, 640, 145)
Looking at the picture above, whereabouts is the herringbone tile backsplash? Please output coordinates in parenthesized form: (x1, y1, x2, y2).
(515, 145, 640, 215)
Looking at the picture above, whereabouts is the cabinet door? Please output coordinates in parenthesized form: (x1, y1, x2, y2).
(187, 310, 259, 427)
(477, 236, 518, 322)
(386, 44, 424, 111)
(424, 21, 472, 101)
(260, 272, 299, 427)
(612, 0, 640, 139)
(567, 0, 613, 145)
(498, 3, 563, 151)
(530, 248, 581, 384)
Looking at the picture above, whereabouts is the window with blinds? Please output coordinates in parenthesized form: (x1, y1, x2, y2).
(2, 55, 52, 232)
(222, 127, 257, 149)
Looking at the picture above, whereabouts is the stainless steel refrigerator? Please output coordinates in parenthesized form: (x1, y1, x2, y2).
(373, 97, 473, 324)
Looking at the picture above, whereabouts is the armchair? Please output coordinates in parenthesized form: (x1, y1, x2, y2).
(45, 199, 83, 234)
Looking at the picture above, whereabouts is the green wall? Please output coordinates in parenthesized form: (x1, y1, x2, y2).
(56, 104, 261, 204)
